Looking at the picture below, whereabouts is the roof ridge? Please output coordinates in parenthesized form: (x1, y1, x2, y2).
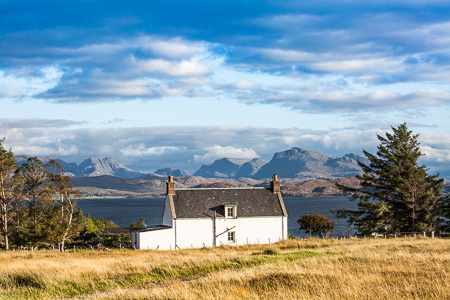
(176, 187, 266, 191)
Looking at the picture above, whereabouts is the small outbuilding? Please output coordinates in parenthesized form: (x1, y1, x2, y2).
(132, 175, 288, 250)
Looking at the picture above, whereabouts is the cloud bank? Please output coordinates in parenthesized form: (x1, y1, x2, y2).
(2, 119, 449, 173)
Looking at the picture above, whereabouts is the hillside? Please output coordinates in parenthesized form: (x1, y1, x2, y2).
(280, 177, 360, 197)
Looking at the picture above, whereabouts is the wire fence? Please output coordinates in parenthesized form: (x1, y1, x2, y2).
(300, 231, 448, 239)
(367, 231, 439, 239)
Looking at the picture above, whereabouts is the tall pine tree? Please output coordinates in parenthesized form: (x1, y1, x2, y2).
(335, 123, 448, 235)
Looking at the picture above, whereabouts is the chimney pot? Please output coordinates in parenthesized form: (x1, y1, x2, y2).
(166, 176, 175, 195)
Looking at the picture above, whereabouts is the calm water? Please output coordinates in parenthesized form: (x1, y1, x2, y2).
(77, 196, 358, 237)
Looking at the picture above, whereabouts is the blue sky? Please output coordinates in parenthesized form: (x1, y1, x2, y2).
(1, 0, 450, 174)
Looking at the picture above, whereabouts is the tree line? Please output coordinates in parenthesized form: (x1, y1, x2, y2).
(0, 138, 121, 251)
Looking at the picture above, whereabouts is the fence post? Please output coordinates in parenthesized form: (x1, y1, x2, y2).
(431, 231, 435, 239)
(423, 232, 426, 237)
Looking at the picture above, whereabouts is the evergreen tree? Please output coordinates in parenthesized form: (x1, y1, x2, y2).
(335, 123, 448, 235)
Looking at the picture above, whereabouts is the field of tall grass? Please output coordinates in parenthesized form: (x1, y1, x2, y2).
(0, 237, 449, 299)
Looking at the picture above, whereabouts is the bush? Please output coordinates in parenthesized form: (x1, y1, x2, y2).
(298, 213, 335, 238)
(263, 248, 280, 255)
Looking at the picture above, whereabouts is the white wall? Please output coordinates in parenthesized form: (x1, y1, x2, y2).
(136, 216, 288, 250)
(214, 217, 286, 246)
(136, 227, 175, 250)
(175, 219, 214, 248)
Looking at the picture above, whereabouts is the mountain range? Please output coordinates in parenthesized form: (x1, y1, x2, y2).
(194, 148, 369, 179)
(16, 147, 449, 181)
(14, 147, 449, 197)
(16, 156, 150, 178)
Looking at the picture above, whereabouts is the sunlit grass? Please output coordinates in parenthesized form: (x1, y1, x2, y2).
(0, 238, 449, 299)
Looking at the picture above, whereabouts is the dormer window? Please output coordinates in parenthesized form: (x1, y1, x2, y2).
(225, 205, 237, 218)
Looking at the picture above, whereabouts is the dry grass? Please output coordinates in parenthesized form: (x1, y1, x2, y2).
(0, 238, 449, 299)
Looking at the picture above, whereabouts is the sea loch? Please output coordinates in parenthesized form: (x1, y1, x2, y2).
(77, 196, 358, 238)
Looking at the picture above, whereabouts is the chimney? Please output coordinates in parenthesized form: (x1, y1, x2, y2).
(166, 176, 175, 195)
(270, 174, 280, 193)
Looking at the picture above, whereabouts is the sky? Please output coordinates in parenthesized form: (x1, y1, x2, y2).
(1, 0, 450, 174)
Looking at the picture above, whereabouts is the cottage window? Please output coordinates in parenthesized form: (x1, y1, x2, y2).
(225, 205, 237, 218)
(227, 207, 234, 217)
(228, 231, 235, 242)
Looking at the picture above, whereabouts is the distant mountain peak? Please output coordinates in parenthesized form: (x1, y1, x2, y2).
(154, 168, 190, 177)
(253, 148, 367, 179)
(78, 157, 143, 178)
(193, 157, 257, 178)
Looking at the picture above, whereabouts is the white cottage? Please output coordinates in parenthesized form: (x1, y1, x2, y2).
(131, 175, 288, 250)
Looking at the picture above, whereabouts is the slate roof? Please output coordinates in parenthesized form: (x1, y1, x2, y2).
(171, 187, 287, 219)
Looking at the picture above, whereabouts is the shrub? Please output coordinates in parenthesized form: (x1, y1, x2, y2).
(298, 213, 335, 238)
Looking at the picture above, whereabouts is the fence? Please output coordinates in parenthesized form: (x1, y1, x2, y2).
(369, 231, 437, 239)
(300, 231, 445, 239)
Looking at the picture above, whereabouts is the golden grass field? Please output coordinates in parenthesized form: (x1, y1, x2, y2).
(0, 237, 449, 299)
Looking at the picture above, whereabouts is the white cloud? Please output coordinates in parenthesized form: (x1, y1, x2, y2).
(311, 58, 403, 74)
(234, 80, 258, 90)
(260, 48, 314, 62)
(193, 145, 259, 164)
(13, 144, 78, 157)
(137, 37, 208, 59)
(0, 118, 80, 128)
(135, 57, 211, 77)
(80, 77, 155, 97)
(0, 66, 63, 98)
(120, 144, 185, 157)
(420, 133, 450, 148)
(421, 145, 450, 163)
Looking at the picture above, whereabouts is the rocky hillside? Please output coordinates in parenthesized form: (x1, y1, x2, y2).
(193, 148, 368, 180)
(193, 158, 268, 179)
(153, 168, 190, 177)
(234, 158, 268, 178)
(77, 157, 145, 178)
(253, 147, 368, 179)
(280, 177, 360, 197)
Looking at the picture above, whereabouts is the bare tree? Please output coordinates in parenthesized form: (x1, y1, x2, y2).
(47, 160, 81, 252)
(0, 138, 18, 250)
(15, 157, 53, 247)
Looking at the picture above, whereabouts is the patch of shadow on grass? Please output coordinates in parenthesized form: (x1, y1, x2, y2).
(4, 273, 47, 289)
(246, 272, 339, 295)
(247, 273, 301, 293)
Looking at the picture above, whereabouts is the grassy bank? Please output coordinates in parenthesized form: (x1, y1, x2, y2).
(0, 238, 449, 299)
